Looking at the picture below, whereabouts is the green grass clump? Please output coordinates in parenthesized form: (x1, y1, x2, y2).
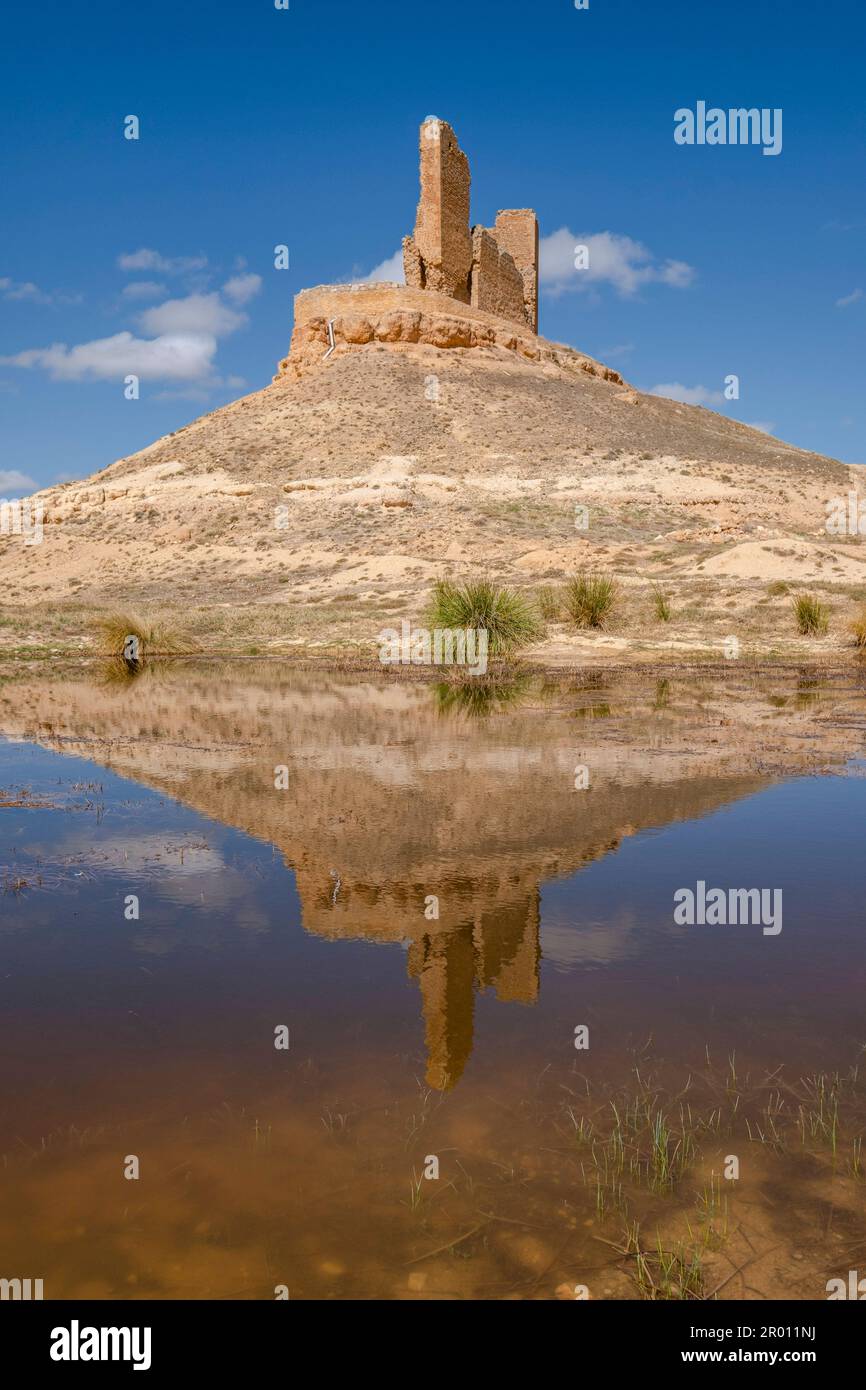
(428, 579, 543, 657)
(650, 584, 671, 623)
(792, 594, 829, 637)
(564, 573, 619, 629)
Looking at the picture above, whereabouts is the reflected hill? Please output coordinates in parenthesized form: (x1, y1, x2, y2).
(2, 664, 863, 1088)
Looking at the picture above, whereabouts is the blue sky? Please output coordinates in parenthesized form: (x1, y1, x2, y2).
(1, 0, 864, 494)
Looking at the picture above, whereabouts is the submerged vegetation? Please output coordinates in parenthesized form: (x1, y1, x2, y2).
(557, 1050, 866, 1299)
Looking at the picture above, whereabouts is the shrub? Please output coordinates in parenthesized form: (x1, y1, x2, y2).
(792, 594, 829, 637)
(850, 608, 866, 649)
(93, 612, 187, 658)
(428, 579, 544, 657)
(564, 573, 619, 629)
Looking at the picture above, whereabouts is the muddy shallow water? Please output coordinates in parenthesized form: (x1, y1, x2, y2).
(1, 663, 866, 1300)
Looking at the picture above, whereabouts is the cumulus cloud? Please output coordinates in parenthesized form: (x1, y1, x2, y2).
(1, 277, 254, 385)
(539, 229, 695, 297)
(0, 332, 220, 383)
(355, 248, 405, 283)
(222, 273, 262, 305)
(117, 248, 208, 275)
(648, 382, 724, 406)
(836, 287, 863, 308)
(120, 280, 168, 301)
(0, 469, 37, 493)
(138, 292, 246, 338)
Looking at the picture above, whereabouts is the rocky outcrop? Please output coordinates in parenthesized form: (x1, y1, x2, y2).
(276, 283, 624, 384)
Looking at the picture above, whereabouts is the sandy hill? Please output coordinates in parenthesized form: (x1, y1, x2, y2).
(1, 300, 863, 663)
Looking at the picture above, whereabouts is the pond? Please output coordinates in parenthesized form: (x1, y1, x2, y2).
(1, 663, 865, 1300)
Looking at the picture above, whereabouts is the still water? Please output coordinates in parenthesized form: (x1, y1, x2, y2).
(1, 663, 865, 1300)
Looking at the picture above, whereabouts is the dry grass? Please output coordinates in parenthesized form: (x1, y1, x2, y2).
(792, 594, 830, 637)
(92, 612, 190, 657)
(564, 573, 619, 629)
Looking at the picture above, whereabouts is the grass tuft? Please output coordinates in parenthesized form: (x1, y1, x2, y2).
(564, 573, 619, 629)
(93, 612, 189, 658)
(535, 584, 564, 621)
(651, 584, 672, 623)
(428, 579, 544, 657)
(850, 608, 866, 649)
(792, 594, 829, 637)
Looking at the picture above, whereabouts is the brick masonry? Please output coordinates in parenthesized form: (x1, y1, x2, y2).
(402, 118, 539, 332)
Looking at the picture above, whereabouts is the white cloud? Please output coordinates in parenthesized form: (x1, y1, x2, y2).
(0, 277, 80, 306)
(746, 421, 776, 435)
(222, 273, 262, 305)
(138, 292, 246, 339)
(0, 332, 219, 383)
(539, 229, 696, 297)
(1, 280, 51, 304)
(117, 248, 208, 275)
(356, 248, 405, 283)
(836, 287, 863, 308)
(120, 280, 168, 301)
(648, 382, 724, 406)
(3, 276, 257, 388)
(0, 469, 37, 493)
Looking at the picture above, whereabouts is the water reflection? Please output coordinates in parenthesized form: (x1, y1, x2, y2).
(4, 665, 866, 1301)
(2, 664, 864, 1096)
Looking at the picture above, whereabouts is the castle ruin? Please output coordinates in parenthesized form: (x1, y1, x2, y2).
(279, 118, 622, 384)
(402, 117, 539, 333)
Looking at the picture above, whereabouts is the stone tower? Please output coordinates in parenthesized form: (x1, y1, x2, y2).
(403, 117, 473, 303)
(403, 117, 539, 333)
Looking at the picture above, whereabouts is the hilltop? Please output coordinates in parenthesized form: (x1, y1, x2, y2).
(0, 309, 862, 664)
(1, 114, 863, 666)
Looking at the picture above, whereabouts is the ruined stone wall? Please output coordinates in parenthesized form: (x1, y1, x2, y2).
(403, 118, 472, 303)
(493, 210, 539, 333)
(401, 119, 540, 332)
(470, 227, 528, 325)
